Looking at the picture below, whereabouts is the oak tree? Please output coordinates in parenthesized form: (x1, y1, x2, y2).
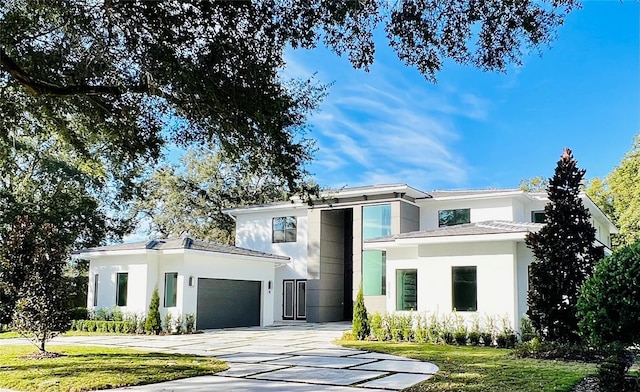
(1, 0, 579, 195)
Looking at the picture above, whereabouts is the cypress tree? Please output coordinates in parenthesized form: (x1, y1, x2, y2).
(526, 148, 604, 343)
(352, 286, 370, 340)
(145, 287, 161, 335)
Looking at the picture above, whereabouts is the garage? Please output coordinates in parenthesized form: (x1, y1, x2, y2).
(196, 278, 262, 329)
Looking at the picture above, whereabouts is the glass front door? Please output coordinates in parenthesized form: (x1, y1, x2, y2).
(283, 279, 306, 320)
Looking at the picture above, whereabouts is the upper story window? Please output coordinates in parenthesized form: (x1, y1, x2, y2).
(531, 210, 545, 223)
(438, 208, 470, 227)
(273, 216, 297, 243)
(362, 204, 392, 239)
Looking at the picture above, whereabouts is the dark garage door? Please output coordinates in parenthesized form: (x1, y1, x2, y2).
(196, 278, 261, 329)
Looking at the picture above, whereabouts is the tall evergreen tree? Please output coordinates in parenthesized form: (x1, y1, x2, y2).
(525, 148, 604, 343)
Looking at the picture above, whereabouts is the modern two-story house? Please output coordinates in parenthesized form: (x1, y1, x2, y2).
(77, 184, 616, 331)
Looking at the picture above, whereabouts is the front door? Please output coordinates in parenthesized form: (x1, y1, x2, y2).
(283, 279, 306, 320)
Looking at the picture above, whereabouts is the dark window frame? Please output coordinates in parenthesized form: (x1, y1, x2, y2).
(164, 272, 178, 307)
(531, 210, 546, 223)
(93, 274, 99, 307)
(452, 266, 477, 312)
(396, 269, 418, 311)
(272, 216, 297, 243)
(438, 208, 471, 227)
(116, 272, 128, 307)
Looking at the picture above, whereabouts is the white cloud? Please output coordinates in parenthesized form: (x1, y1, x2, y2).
(284, 49, 490, 191)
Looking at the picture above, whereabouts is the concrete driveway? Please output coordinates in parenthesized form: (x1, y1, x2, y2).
(2, 322, 438, 391)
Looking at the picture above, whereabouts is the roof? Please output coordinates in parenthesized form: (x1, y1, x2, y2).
(366, 221, 543, 243)
(74, 237, 290, 261)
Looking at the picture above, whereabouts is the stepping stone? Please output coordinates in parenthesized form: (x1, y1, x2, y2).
(217, 363, 287, 377)
(349, 352, 417, 361)
(216, 353, 292, 363)
(265, 355, 375, 369)
(249, 366, 386, 386)
(352, 360, 439, 374)
(360, 373, 434, 390)
(296, 348, 368, 357)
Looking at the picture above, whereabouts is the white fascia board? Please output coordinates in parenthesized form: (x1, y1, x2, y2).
(322, 184, 428, 199)
(363, 232, 527, 249)
(73, 249, 152, 259)
(419, 190, 525, 202)
(224, 201, 307, 216)
(181, 248, 290, 265)
(581, 193, 618, 234)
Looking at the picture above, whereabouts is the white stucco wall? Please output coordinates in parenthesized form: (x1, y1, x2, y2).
(87, 250, 278, 328)
(418, 198, 517, 230)
(235, 207, 308, 321)
(88, 252, 156, 315)
(385, 240, 523, 330)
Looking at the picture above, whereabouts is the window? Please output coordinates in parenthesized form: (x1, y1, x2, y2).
(273, 216, 297, 243)
(164, 272, 178, 307)
(116, 272, 128, 307)
(363, 250, 386, 295)
(396, 269, 417, 311)
(362, 204, 392, 239)
(452, 266, 477, 311)
(438, 209, 470, 227)
(93, 274, 99, 307)
(531, 210, 545, 223)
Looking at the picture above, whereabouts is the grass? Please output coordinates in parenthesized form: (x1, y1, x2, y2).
(339, 340, 596, 392)
(0, 345, 227, 392)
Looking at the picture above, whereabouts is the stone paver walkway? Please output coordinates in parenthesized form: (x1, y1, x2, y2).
(0, 322, 438, 391)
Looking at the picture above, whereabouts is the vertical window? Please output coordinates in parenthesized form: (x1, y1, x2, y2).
(93, 274, 99, 307)
(396, 269, 417, 311)
(164, 272, 178, 307)
(116, 272, 128, 307)
(363, 251, 386, 295)
(438, 209, 471, 227)
(362, 204, 392, 239)
(273, 216, 297, 243)
(531, 211, 545, 223)
(452, 266, 477, 311)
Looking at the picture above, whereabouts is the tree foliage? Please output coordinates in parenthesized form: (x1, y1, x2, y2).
(525, 148, 604, 343)
(133, 148, 295, 244)
(578, 241, 640, 348)
(606, 135, 640, 247)
(145, 287, 161, 335)
(2, 216, 70, 353)
(519, 176, 549, 193)
(1, 0, 578, 195)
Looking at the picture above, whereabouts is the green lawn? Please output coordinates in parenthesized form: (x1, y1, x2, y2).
(0, 345, 227, 392)
(339, 340, 596, 392)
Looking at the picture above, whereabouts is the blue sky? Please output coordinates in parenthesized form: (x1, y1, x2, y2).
(284, 1, 639, 191)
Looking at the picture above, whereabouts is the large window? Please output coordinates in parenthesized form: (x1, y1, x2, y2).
(363, 251, 386, 295)
(116, 272, 128, 307)
(452, 266, 477, 311)
(93, 274, 99, 307)
(439, 208, 471, 227)
(396, 269, 417, 311)
(273, 216, 297, 243)
(164, 272, 178, 307)
(362, 204, 392, 239)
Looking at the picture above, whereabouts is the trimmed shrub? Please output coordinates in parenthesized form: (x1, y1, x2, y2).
(352, 286, 370, 340)
(69, 307, 88, 320)
(185, 313, 196, 333)
(145, 287, 161, 335)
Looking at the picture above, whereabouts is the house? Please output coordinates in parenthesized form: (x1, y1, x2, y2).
(77, 184, 616, 331)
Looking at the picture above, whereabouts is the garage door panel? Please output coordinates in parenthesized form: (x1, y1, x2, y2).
(197, 278, 261, 329)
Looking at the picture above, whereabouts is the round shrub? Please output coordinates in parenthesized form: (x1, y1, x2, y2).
(578, 241, 640, 347)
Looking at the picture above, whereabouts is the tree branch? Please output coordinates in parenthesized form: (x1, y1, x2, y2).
(0, 48, 147, 96)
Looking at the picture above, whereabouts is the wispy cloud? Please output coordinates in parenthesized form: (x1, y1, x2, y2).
(285, 49, 490, 190)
